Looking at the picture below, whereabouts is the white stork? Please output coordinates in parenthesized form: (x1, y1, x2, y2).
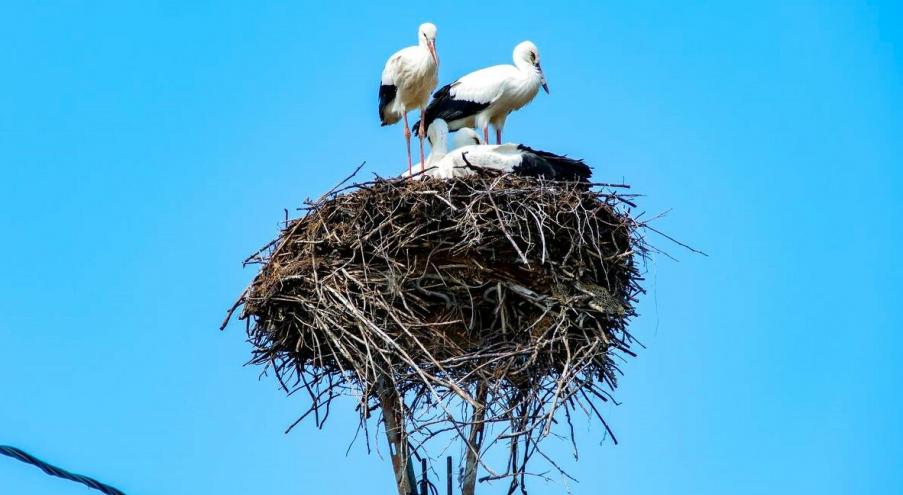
(413, 41, 549, 145)
(400, 126, 481, 178)
(379, 22, 439, 175)
(426, 119, 591, 182)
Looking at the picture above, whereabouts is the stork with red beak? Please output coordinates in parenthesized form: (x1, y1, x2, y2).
(379, 23, 439, 174)
(413, 41, 549, 145)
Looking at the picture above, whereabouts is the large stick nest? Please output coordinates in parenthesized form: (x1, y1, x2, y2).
(231, 173, 649, 491)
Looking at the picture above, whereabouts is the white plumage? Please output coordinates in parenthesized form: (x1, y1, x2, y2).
(400, 126, 481, 178)
(379, 22, 440, 174)
(416, 120, 591, 182)
(450, 127, 483, 149)
(413, 41, 549, 145)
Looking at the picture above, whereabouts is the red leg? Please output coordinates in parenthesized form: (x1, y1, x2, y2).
(418, 111, 426, 172)
(403, 112, 413, 175)
(496, 128, 502, 145)
(482, 125, 489, 145)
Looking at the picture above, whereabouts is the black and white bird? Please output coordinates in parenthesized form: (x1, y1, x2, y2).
(424, 119, 591, 182)
(379, 23, 440, 175)
(413, 41, 549, 145)
(400, 127, 482, 178)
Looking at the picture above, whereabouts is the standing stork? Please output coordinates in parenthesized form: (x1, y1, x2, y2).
(413, 41, 549, 145)
(379, 22, 439, 175)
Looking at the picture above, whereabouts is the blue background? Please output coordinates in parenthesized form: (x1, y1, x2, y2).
(1, 1, 900, 493)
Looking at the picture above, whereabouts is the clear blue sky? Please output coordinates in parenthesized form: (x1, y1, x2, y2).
(1, 1, 900, 494)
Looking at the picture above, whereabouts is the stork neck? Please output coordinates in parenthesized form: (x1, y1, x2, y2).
(514, 58, 540, 79)
(428, 138, 448, 163)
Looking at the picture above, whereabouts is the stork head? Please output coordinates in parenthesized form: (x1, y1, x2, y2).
(514, 41, 549, 94)
(418, 23, 439, 65)
(452, 128, 482, 149)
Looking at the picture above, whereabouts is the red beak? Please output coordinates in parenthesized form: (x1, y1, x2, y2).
(428, 40, 438, 66)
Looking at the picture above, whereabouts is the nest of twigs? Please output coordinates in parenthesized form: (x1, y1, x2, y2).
(228, 172, 649, 494)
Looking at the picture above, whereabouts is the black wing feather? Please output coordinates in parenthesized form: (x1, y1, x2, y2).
(378, 84, 397, 126)
(513, 145, 593, 182)
(412, 83, 491, 136)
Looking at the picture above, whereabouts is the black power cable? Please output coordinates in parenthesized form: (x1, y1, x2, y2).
(0, 445, 127, 495)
